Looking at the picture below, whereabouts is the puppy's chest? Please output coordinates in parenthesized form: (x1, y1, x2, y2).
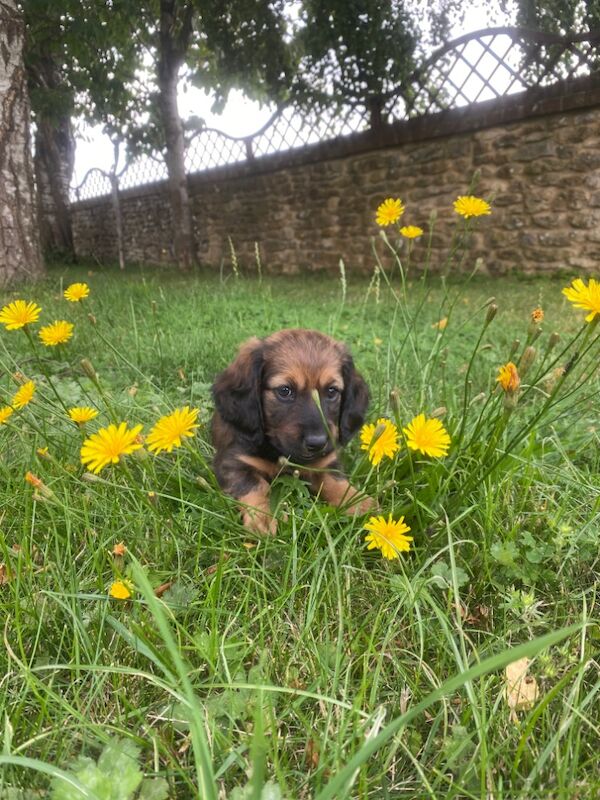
(237, 452, 337, 482)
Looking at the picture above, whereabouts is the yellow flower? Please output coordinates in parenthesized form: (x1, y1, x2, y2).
(376, 198, 405, 226)
(37, 446, 50, 458)
(400, 225, 423, 239)
(64, 282, 90, 302)
(496, 362, 520, 393)
(453, 195, 491, 219)
(109, 579, 134, 600)
(68, 406, 99, 425)
(112, 542, 127, 556)
(531, 307, 544, 324)
(0, 300, 42, 330)
(0, 406, 14, 425)
(403, 413, 451, 458)
(80, 421, 143, 474)
(364, 514, 413, 560)
(39, 320, 74, 346)
(146, 406, 200, 454)
(360, 418, 401, 466)
(562, 278, 600, 323)
(432, 317, 448, 330)
(11, 380, 35, 409)
(25, 471, 43, 489)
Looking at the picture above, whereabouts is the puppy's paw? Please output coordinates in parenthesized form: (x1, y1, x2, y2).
(242, 507, 278, 536)
(345, 493, 377, 516)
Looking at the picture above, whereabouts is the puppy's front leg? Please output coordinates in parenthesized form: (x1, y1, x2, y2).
(215, 458, 277, 536)
(239, 477, 277, 535)
(308, 456, 375, 515)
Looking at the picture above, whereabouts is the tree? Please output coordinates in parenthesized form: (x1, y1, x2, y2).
(129, 0, 293, 270)
(26, 2, 76, 260)
(292, 0, 417, 129)
(25, 0, 144, 261)
(513, 0, 600, 33)
(0, 0, 44, 285)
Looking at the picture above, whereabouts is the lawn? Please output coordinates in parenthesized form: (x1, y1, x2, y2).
(0, 254, 599, 799)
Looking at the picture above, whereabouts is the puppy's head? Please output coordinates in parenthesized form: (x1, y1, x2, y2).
(212, 329, 369, 463)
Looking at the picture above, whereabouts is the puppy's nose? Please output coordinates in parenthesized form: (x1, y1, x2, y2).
(304, 433, 328, 453)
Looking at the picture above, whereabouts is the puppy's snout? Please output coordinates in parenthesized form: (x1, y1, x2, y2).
(304, 432, 328, 453)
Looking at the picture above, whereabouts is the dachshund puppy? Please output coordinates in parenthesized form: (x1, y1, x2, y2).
(211, 329, 372, 534)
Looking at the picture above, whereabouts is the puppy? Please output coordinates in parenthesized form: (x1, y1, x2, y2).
(211, 329, 372, 534)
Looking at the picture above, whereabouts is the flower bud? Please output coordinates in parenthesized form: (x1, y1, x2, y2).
(87, 313, 97, 326)
(82, 472, 102, 483)
(509, 339, 521, 357)
(147, 491, 157, 506)
(548, 332, 561, 350)
(485, 303, 498, 325)
(430, 406, 447, 418)
(519, 346, 536, 376)
(80, 359, 98, 382)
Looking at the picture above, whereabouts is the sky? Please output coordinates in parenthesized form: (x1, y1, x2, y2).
(72, 2, 515, 188)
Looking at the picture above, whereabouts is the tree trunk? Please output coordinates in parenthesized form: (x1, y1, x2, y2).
(0, 0, 44, 285)
(157, 0, 195, 270)
(32, 58, 75, 259)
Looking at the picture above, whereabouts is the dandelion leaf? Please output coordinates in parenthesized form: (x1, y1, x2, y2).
(51, 738, 143, 800)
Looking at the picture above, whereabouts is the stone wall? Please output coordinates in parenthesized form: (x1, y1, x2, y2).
(71, 74, 600, 275)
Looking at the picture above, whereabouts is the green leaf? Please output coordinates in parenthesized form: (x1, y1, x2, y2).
(430, 561, 468, 590)
(491, 540, 519, 567)
(50, 739, 142, 800)
(137, 778, 170, 800)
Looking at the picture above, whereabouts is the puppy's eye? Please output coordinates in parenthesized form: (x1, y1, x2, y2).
(326, 386, 340, 399)
(276, 385, 294, 400)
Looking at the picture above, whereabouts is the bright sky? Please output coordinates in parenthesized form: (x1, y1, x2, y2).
(72, 2, 514, 186)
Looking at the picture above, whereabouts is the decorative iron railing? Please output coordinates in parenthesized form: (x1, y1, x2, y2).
(70, 27, 600, 202)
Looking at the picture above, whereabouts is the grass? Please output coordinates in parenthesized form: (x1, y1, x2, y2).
(0, 254, 599, 799)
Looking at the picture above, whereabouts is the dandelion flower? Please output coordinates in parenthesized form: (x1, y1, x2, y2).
(25, 472, 43, 489)
(0, 406, 14, 425)
(531, 307, 544, 324)
(562, 278, 600, 322)
(376, 198, 405, 226)
(112, 542, 127, 556)
(37, 446, 49, 458)
(496, 362, 520, 393)
(39, 320, 74, 346)
(364, 514, 413, 560)
(64, 282, 90, 302)
(432, 317, 448, 330)
(453, 195, 491, 219)
(80, 421, 143, 474)
(12, 380, 35, 409)
(146, 406, 200, 454)
(403, 413, 451, 458)
(0, 300, 42, 330)
(109, 579, 134, 600)
(360, 418, 400, 466)
(68, 406, 99, 425)
(400, 225, 423, 239)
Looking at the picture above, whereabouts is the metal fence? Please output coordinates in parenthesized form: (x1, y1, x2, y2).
(70, 27, 600, 202)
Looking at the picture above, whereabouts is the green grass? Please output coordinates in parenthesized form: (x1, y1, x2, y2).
(0, 259, 599, 799)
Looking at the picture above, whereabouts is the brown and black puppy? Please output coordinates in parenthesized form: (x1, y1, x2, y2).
(211, 329, 372, 534)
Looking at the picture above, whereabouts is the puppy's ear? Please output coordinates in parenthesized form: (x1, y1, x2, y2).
(340, 355, 370, 445)
(212, 337, 264, 443)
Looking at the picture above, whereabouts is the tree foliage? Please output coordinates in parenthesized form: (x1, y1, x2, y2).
(513, 0, 600, 34)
